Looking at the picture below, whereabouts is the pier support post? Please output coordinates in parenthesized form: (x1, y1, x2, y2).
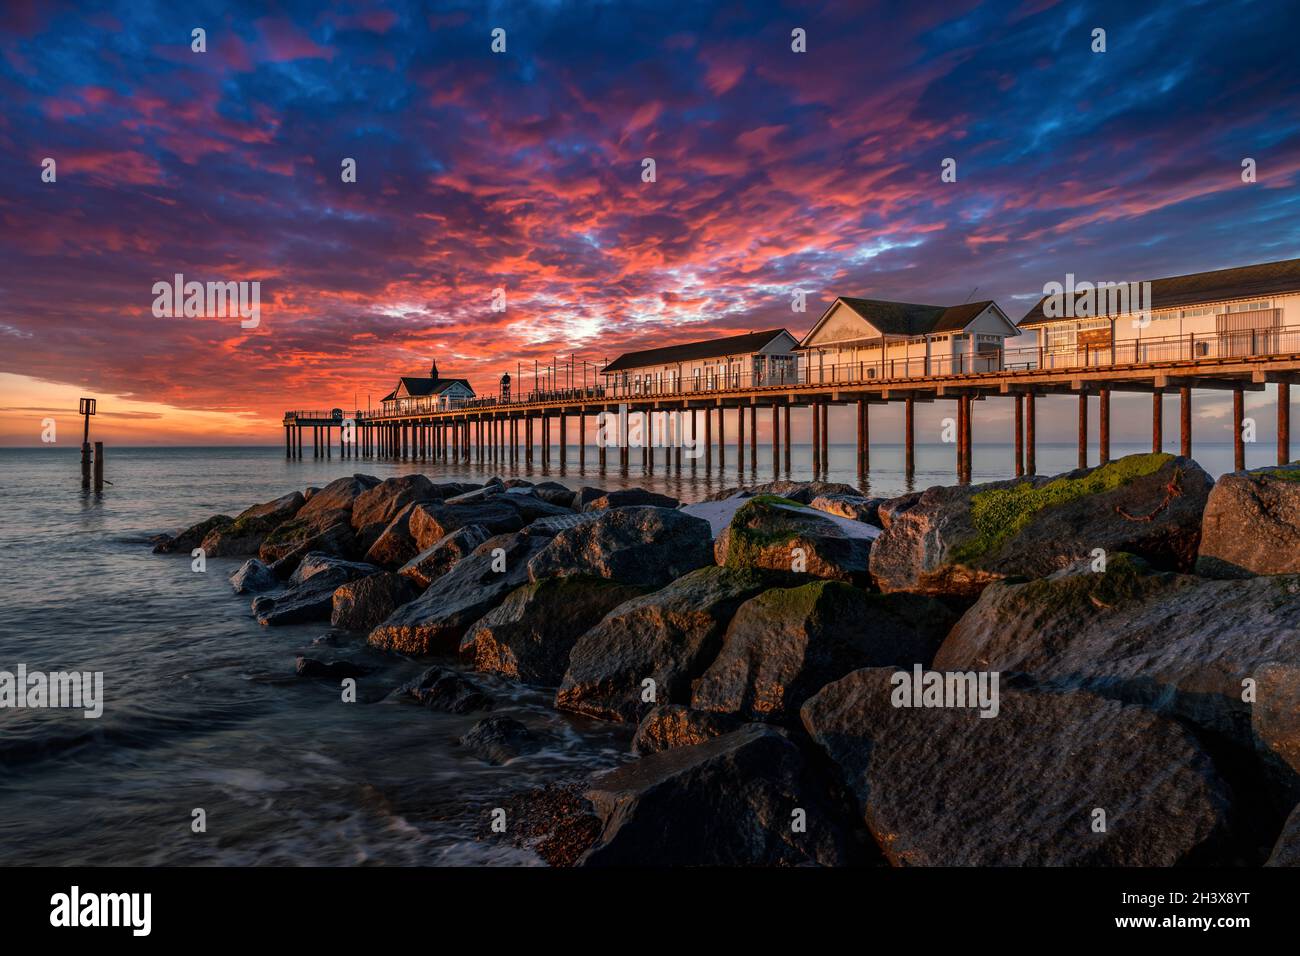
(856, 400, 868, 476)
(705, 408, 713, 470)
(1280, 382, 1292, 465)
(811, 402, 821, 475)
(904, 397, 915, 477)
(559, 413, 567, 471)
(1180, 387, 1192, 458)
(820, 404, 829, 474)
(717, 405, 725, 470)
(1077, 393, 1088, 469)
(749, 405, 757, 471)
(1013, 394, 1024, 478)
(1233, 386, 1246, 471)
(579, 412, 586, 469)
(772, 404, 780, 478)
(956, 395, 967, 483)
(737, 404, 745, 471)
(1099, 388, 1111, 465)
(1152, 391, 1163, 453)
(783, 405, 791, 474)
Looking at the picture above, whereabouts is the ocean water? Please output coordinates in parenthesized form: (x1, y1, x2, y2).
(0, 442, 1249, 865)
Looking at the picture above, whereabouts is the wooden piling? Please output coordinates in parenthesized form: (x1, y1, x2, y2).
(1180, 387, 1192, 458)
(93, 442, 104, 493)
(820, 403, 829, 474)
(1013, 394, 1023, 477)
(772, 404, 780, 477)
(811, 402, 821, 475)
(1025, 391, 1036, 475)
(1280, 382, 1291, 465)
(1077, 393, 1088, 469)
(736, 403, 745, 471)
(783, 405, 791, 474)
(1099, 388, 1111, 465)
(1152, 391, 1163, 453)
(904, 397, 915, 477)
(749, 405, 757, 471)
(1233, 386, 1245, 471)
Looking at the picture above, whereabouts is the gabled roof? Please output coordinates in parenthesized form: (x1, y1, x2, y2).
(1019, 257, 1300, 327)
(800, 298, 1013, 347)
(602, 329, 794, 374)
(387, 376, 474, 400)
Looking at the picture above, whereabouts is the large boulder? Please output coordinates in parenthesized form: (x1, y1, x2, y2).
(257, 506, 357, 563)
(631, 704, 746, 756)
(497, 489, 576, 523)
(579, 724, 857, 867)
(555, 566, 770, 723)
(398, 524, 492, 588)
(200, 491, 305, 557)
(408, 500, 525, 551)
(580, 488, 680, 512)
(362, 501, 425, 569)
(808, 494, 885, 524)
(691, 582, 957, 721)
(530, 481, 580, 508)
(154, 513, 232, 554)
(714, 496, 875, 582)
(331, 571, 420, 631)
(459, 715, 542, 765)
(801, 668, 1231, 865)
(706, 480, 862, 504)
(296, 474, 379, 518)
(527, 506, 713, 587)
(932, 558, 1300, 792)
(351, 475, 440, 551)
(229, 558, 278, 594)
(869, 453, 1212, 597)
(1197, 463, 1300, 577)
(253, 553, 379, 626)
(367, 532, 548, 654)
(460, 576, 647, 686)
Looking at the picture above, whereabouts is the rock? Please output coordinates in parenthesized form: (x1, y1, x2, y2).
(631, 704, 746, 755)
(530, 481, 578, 508)
(932, 559, 1300, 787)
(408, 500, 524, 551)
(1266, 803, 1300, 866)
(706, 480, 862, 504)
(801, 668, 1231, 865)
(368, 532, 548, 654)
(572, 486, 610, 511)
(200, 491, 305, 557)
(443, 484, 506, 505)
(524, 512, 597, 537)
(302, 486, 320, 501)
(296, 474, 379, 518)
(876, 492, 922, 529)
(556, 566, 770, 723)
(257, 507, 357, 563)
(351, 475, 440, 551)
(808, 494, 885, 525)
(503, 478, 534, 488)
(295, 656, 371, 680)
(460, 576, 648, 685)
(362, 501, 424, 569)
(527, 506, 713, 587)
(254, 553, 379, 626)
(331, 571, 419, 631)
(398, 524, 492, 589)
(581, 488, 679, 512)
(459, 715, 542, 764)
(691, 582, 958, 721)
(497, 490, 575, 524)
(483, 782, 602, 867)
(580, 724, 856, 866)
(714, 496, 874, 582)
(229, 558, 278, 594)
(1254, 662, 1300, 788)
(869, 453, 1213, 597)
(398, 666, 493, 713)
(1197, 463, 1300, 577)
(153, 514, 232, 554)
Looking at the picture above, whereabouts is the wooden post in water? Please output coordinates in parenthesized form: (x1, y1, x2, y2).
(1233, 386, 1245, 471)
(704, 407, 712, 471)
(1279, 382, 1291, 465)
(749, 405, 757, 472)
(772, 404, 780, 477)
(811, 402, 821, 475)
(93, 441, 104, 493)
(783, 405, 791, 475)
(1152, 391, 1163, 452)
(79, 397, 96, 488)
(1077, 393, 1088, 469)
(717, 404, 725, 470)
(558, 413, 567, 472)
(736, 403, 745, 472)
(1025, 391, 1036, 475)
(1180, 387, 1192, 458)
(579, 412, 586, 469)
(1013, 394, 1024, 478)
(904, 397, 915, 478)
(1099, 388, 1111, 465)
(956, 395, 967, 483)
(820, 403, 829, 475)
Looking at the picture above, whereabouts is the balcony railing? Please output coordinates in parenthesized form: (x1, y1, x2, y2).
(299, 323, 1300, 420)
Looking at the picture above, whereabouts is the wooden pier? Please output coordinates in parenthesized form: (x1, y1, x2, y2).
(283, 335, 1300, 483)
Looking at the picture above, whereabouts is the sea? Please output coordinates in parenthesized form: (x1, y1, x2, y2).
(0, 441, 1250, 865)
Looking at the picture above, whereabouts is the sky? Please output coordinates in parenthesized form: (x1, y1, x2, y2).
(2, 0, 1299, 447)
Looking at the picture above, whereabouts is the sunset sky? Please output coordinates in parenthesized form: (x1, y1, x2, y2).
(2, 0, 1299, 446)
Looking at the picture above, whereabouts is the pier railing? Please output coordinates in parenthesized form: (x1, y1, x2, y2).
(294, 323, 1300, 420)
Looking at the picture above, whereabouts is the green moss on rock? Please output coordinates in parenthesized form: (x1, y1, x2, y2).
(950, 453, 1174, 565)
(724, 498, 809, 568)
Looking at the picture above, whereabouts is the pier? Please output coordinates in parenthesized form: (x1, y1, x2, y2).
(282, 324, 1300, 482)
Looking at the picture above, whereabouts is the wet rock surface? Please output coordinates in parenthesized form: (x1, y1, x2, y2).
(1197, 463, 1300, 577)
(528, 506, 713, 587)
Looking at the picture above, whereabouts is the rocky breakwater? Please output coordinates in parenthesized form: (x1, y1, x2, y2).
(152, 453, 1300, 867)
